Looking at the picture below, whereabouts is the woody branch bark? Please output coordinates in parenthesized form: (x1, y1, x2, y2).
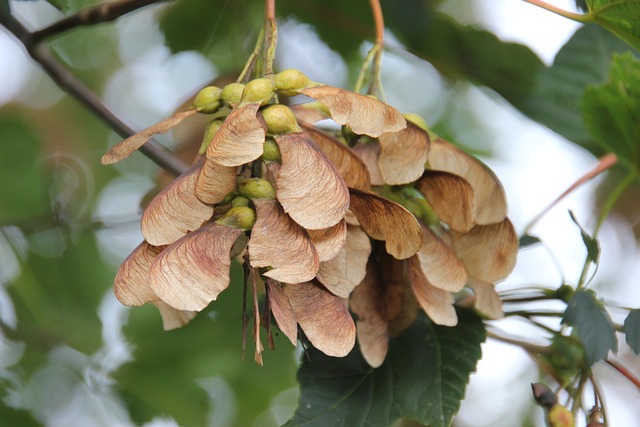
(0, 0, 188, 176)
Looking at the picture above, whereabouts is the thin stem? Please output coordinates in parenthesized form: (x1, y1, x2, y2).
(265, 0, 275, 21)
(523, 154, 618, 235)
(487, 331, 549, 354)
(263, 17, 278, 76)
(504, 310, 565, 318)
(31, 0, 163, 43)
(606, 359, 640, 390)
(522, 0, 593, 23)
(590, 375, 608, 427)
(367, 0, 384, 97)
(354, 46, 378, 94)
(0, 3, 188, 175)
(237, 25, 266, 83)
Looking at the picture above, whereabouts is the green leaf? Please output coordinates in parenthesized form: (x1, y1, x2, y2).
(562, 289, 617, 365)
(517, 25, 631, 153)
(623, 309, 640, 354)
(159, 0, 263, 68)
(383, 8, 544, 106)
(568, 211, 600, 264)
(519, 234, 542, 248)
(0, 116, 49, 224)
(285, 309, 485, 427)
(587, 0, 640, 50)
(582, 53, 640, 169)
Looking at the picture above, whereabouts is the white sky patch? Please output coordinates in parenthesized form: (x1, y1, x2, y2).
(276, 19, 348, 88)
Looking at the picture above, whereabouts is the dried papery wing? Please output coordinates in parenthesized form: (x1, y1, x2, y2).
(378, 122, 430, 185)
(194, 157, 237, 204)
(142, 163, 214, 246)
(248, 199, 319, 283)
(316, 224, 371, 298)
(417, 225, 467, 292)
(283, 281, 356, 357)
(408, 256, 458, 326)
(149, 223, 243, 311)
(151, 301, 197, 331)
(206, 103, 266, 167)
(301, 86, 406, 137)
(388, 281, 420, 338)
(417, 171, 476, 233)
(307, 220, 347, 262)
(428, 139, 507, 225)
(450, 218, 518, 283)
(467, 278, 503, 319)
(348, 188, 422, 259)
(353, 142, 385, 186)
(350, 262, 389, 368)
(266, 279, 297, 346)
(301, 122, 371, 191)
(290, 102, 330, 124)
(101, 109, 197, 164)
(275, 132, 349, 230)
(380, 251, 408, 322)
(114, 241, 163, 306)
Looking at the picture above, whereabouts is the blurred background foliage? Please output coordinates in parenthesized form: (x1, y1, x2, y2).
(0, 0, 639, 426)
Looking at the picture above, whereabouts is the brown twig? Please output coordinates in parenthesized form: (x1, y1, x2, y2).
(606, 359, 640, 390)
(523, 153, 618, 235)
(0, 1, 188, 176)
(31, 0, 165, 43)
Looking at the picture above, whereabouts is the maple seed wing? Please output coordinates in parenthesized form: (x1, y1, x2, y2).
(417, 171, 476, 233)
(408, 256, 458, 326)
(207, 103, 266, 167)
(417, 224, 467, 292)
(151, 301, 197, 331)
(194, 158, 237, 205)
(316, 224, 371, 298)
(142, 162, 214, 246)
(283, 282, 356, 357)
(248, 199, 319, 283)
(428, 138, 507, 225)
(114, 241, 164, 306)
(301, 85, 406, 137)
(149, 223, 243, 311)
(275, 132, 349, 230)
(467, 277, 504, 319)
(378, 122, 430, 185)
(348, 188, 422, 259)
(301, 121, 372, 191)
(307, 220, 348, 263)
(450, 218, 518, 283)
(101, 109, 197, 164)
(350, 262, 389, 368)
(266, 279, 298, 346)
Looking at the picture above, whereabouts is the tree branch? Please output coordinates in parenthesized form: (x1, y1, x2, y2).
(0, 1, 188, 176)
(31, 0, 166, 43)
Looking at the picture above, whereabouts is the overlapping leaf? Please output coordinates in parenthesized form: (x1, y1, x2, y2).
(562, 289, 618, 364)
(285, 310, 486, 427)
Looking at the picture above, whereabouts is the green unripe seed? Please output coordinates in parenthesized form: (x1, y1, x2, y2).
(193, 86, 222, 113)
(199, 119, 224, 154)
(215, 206, 256, 230)
(241, 77, 276, 105)
(403, 113, 428, 131)
(220, 191, 237, 205)
(261, 104, 301, 135)
(274, 69, 311, 95)
(237, 178, 276, 200)
(221, 83, 245, 106)
(231, 196, 250, 208)
(261, 138, 281, 162)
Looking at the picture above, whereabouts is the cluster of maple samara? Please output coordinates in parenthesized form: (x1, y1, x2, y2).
(103, 69, 518, 366)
